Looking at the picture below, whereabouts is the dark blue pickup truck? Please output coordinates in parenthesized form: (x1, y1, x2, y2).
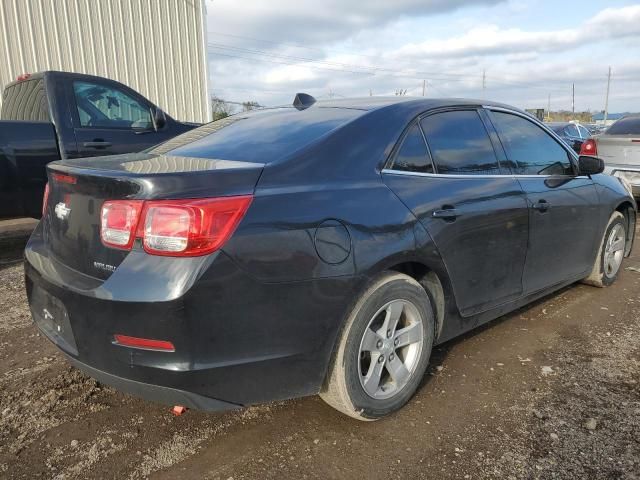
(0, 71, 199, 218)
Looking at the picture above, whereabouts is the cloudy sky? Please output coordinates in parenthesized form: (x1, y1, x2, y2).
(205, 0, 640, 113)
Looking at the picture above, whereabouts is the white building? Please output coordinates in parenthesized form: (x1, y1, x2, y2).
(0, 0, 210, 123)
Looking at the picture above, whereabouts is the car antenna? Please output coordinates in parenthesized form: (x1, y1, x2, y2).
(293, 93, 316, 110)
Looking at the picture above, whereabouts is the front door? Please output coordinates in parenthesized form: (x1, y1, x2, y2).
(383, 109, 529, 317)
(69, 80, 169, 158)
(487, 109, 599, 293)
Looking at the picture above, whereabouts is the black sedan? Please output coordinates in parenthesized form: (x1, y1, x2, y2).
(547, 121, 591, 153)
(25, 96, 637, 420)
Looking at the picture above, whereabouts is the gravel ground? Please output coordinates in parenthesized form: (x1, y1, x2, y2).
(0, 227, 639, 479)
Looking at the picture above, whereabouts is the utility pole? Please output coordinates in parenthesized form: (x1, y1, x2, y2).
(547, 93, 551, 121)
(604, 66, 611, 124)
(482, 70, 486, 98)
(572, 83, 575, 116)
(422, 79, 426, 97)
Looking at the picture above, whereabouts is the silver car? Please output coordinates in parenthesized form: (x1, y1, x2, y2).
(589, 115, 640, 197)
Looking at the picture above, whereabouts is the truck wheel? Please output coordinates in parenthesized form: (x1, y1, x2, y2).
(582, 211, 627, 287)
(320, 272, 434, 420)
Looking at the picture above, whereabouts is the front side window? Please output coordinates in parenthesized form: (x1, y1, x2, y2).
(73, 81, 152, 129)
(490, 111, 573, 176)
(420, 110, 500, 175)
(390, 124, 433, 173)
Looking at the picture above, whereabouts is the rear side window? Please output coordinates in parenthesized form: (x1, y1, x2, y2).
(564, 125, 579, 137)
(490, 111, 573, 176)
(1, 79, 49, 122)
(391, 124, 433, 173)
(420, 110, 500, 175)
(577, 125, 590, 138)
(156, 107, 360, 163)
(606, 117, 640, 135)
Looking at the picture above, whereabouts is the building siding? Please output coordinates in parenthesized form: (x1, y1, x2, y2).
(0, 0, 209, 123)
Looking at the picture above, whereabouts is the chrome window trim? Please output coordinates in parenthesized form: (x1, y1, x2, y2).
(381, 168, 589, 180)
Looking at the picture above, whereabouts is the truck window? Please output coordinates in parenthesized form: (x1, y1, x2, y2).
(1, 79, 49, 122)
(73, 81, 152, 129)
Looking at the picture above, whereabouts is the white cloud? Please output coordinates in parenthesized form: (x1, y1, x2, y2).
(396, 5, 640, 58)
(206, 2, 640, 112)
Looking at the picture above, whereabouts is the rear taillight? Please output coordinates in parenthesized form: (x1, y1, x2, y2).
(101, 200, 144, 250)
(580, 138, 597, 156)
(100, 196, 252, 256)
(42, 183, 50, 217)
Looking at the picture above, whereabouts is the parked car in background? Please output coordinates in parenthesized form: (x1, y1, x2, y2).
(0, 71, 199, 218)
(585, 123, 607, 135)
(25, 96, 636, 421)
(547, 121, 591, 153)
(581, 115, 640, 198)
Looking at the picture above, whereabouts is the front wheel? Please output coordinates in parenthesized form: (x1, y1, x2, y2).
(320, 272, 434, 420)
(583, 211, 627, 287)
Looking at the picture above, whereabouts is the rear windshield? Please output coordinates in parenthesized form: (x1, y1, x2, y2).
(606, 117, 640, 135)
(1, 79, 49, 122)
(151, 107, 361, 163)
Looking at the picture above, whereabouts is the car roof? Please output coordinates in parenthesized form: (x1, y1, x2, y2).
(306, 96, 517, 112)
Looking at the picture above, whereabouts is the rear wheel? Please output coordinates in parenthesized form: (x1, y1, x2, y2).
(320, 272, 434, 420)
(583, 211, 627, 287)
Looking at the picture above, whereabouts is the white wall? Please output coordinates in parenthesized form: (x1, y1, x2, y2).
(0, 0, 210, 123)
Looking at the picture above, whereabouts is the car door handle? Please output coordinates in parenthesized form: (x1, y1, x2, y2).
(83, 141, 112, 148)
(432, 207, 459, 220)
(532, 200, 550, 212)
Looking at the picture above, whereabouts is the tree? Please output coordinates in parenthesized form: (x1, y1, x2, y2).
(211, 96, 235, 121)
(242, 101, 260, 112)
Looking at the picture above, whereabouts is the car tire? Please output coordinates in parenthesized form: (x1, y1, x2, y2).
(320, 271, 434, 420)
(582, 211, 627, 287)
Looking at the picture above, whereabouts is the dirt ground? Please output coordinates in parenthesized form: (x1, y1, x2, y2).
(1, 227, 639, 480)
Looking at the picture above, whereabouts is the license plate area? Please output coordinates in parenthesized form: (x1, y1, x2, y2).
(29, 286, 78, 356)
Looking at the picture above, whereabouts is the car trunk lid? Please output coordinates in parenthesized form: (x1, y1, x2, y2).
(596, 135, 640, 166)
(43, 153, 263, 280)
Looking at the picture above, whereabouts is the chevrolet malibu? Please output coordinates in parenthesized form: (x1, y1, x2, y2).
(25, 96, 637, 420)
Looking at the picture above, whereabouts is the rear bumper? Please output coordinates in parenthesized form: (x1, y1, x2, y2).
(64, 353, 240, 411)
(25, 222, 361, 410)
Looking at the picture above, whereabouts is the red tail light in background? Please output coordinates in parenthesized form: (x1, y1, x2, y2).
(580, 139, 597, 156)
(101, 200, 144, 250)
(51, 172, 77, 184)
(42, 183, 50, 217)
(100, 196, 252, 256)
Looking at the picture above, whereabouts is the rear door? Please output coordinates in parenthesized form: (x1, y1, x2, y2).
(486, 109, 600, 293)
(383, 108, 529, 317)
(69, 79, 173, 158)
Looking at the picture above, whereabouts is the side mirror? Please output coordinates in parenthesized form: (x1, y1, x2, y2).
(578, 155, 604, 176)
(151, 108, 167, 131)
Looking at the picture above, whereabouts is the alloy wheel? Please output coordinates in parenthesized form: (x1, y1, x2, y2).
(358, 299, 424, 400)
(604, 223, 625, 278)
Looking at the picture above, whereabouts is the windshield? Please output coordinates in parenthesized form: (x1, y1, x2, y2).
(151, 107, 362, 163)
